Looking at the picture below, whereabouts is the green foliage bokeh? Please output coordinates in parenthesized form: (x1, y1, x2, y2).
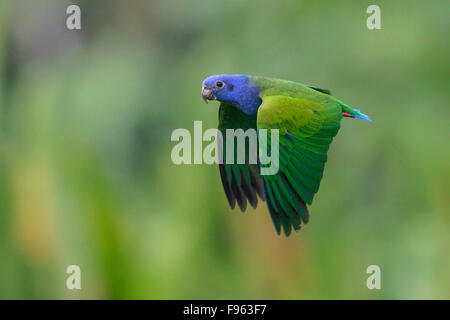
(0, 0, 448, 299)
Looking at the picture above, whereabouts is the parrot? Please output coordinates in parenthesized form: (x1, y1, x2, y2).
(201, 74, 371, 236)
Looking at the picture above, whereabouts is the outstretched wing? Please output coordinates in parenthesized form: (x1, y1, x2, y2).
(218, 103, 265, 212)
(257, 95, 342, 235)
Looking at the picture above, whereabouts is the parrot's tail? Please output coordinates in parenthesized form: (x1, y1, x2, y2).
(341, 105, 372, 122)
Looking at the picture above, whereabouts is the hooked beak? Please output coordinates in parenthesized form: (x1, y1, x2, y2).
(201, 86, 216, 104)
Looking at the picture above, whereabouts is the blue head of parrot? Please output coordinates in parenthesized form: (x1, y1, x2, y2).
(202, 74, 261, 115)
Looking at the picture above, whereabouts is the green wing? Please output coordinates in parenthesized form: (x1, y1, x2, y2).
(257, 95, 343, 235)
(218, 103, 265, 211)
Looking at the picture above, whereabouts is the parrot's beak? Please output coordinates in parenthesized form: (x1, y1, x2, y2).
(202, 86, 215, 104)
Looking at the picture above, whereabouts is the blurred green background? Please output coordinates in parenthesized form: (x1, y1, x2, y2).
(0, 0, 449, 299)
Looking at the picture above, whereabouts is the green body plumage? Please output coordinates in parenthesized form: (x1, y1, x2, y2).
(202, 75, 371, 236)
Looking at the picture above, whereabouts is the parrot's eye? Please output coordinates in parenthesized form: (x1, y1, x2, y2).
(215, 80, 224, 88)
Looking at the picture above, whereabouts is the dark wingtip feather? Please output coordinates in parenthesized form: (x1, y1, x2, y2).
(219, 164, 236, 209)
(249, 165, 266, 201)
(240, 168, 258, 209)
(231, 170, 247, 212)
(264, 186, 281, 234)
(268, 204, 282, 235)
(282, 222, 292, 236)
(300, 202, 309, 224)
